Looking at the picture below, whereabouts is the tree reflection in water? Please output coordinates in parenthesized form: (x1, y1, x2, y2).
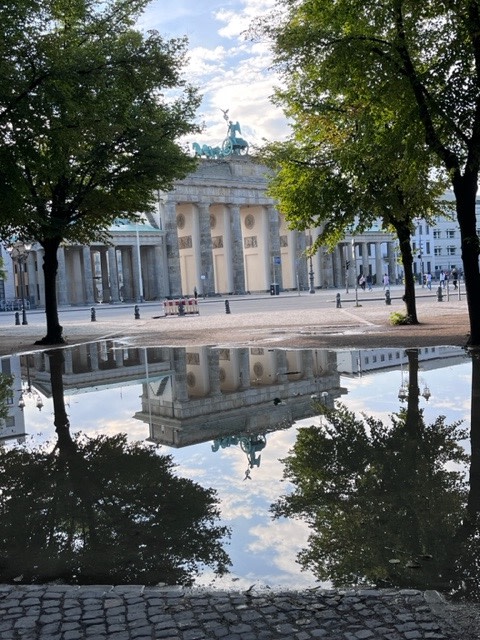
(0, 349, 231, 585)
(272, 348, 479, 597)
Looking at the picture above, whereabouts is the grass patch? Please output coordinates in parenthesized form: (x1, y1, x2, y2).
(389, 311, 410, 325)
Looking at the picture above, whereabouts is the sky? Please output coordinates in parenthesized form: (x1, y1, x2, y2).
(137, 0, 290, 151)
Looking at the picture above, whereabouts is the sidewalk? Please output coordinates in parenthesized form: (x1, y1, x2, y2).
(0, 583, 477, 640)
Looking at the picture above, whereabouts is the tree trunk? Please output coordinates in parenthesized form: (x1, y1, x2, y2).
(393, 220, 418, 324)
(453, 174, 480, 346)
(35, 238, 65, 345)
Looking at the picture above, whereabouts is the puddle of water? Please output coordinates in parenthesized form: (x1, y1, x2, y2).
(0, 343, 476, 599)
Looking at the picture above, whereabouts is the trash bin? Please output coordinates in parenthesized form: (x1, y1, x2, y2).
(270, 284, 280, 296)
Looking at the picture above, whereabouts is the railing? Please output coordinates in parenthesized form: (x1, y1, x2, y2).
(0, 299, 30, 311)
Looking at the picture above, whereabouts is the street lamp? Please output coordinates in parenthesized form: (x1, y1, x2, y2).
(18, 355, 43, 411)
(6, 240, 32, 325)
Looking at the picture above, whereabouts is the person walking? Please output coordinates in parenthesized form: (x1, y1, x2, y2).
(439, 270, 446, 288)
(383, 273, 390, 289)
(426, 272, 432, 290)
(366, 274, 372, 291)
(451, 268, 458, 289)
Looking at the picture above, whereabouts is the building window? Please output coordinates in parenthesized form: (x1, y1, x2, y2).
(434, 247, 442, 256)
(433, 230, 441, 239)
(447, 246, 456, 255)
(426, 242, 430, 253)
(447, 229, 455, 238)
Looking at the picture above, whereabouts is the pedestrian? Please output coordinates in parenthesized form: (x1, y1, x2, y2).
(366, 274, 372, 291)
(439, 270, 445, 288)
(452, 268, 458, 289)
(358, 274, 366, 290)
(383, 273, 390, 289)
(426, 272, 432, 290)
(194, 286, 198, 300)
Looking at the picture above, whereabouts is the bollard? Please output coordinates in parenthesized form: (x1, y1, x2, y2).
(225, 300, 231, 314)
(178, 302, 185, 316)
(336, 293, 341, 308)
(134, 304, 140, 319)
(90, 307, 96, 322)
(385, 289, 391, 305)
(14, 312, 20, 326)
(437, 286, 443, 302)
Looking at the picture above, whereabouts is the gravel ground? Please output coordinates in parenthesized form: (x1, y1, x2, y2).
(0, 294, 472, 357)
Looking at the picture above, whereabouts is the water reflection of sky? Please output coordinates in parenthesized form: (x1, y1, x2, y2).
(5, 345, 472, 590)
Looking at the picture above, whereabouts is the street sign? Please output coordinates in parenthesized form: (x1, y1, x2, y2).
(273, 256, 281, 265)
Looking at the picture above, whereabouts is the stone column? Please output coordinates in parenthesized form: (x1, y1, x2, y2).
(131, 242, 142, 302)
(294, 231, 308, 291)
(237, 348, 251, 389)
(333, 245, 343, 287)
(89, 342, 99, 372)
(120, 248, 134, 301)
(198, 202, 215, 295)
(173, 348, 189, 402)
(229, 204, 246, 294)
(362, 242, 369, 276)
(321, 246, 333, 288)
(154, 244, 167, 299)
(63, 349, 73, 375)
(35, 248, 46, 307)
(83, 247, 95, 304)
(275, 350, 289, 383)
(100, 249, 111, 302)
(207, 349, 222, 396)
(56, 246, 68, 305)
(302, 350, 314, 379)
(375, 242, 384, 285)
(164, 200, 182, 296)
(387, 242, 397, 282)
(267, 206, 283, 290)
(108, 247, 120, 302)
(115, 348, 124, 368)
(221, 206, 235, 293)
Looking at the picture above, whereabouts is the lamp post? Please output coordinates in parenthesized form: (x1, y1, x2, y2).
(308, 231, 315, 294)
(18, 355, 43, 411)
(6, 240, 32, 325)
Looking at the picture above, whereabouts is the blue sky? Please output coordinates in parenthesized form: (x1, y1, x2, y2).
(137, 0, 289, 150)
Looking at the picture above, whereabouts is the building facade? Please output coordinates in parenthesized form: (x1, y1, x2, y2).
(1, 156, 404, 309)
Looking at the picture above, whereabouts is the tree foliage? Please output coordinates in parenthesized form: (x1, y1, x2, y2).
(272, 402, 468, 591)
(260, 0, 480, 341)
(0, 0, 200, 343)
(0, 432, 231, 585)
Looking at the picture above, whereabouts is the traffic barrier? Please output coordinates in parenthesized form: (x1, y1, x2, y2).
(163, 298, 200, 316)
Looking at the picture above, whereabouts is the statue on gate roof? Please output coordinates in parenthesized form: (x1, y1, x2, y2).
(191, 109, 249, 159)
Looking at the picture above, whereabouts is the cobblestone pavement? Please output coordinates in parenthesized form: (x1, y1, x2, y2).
(0, 584, 476, 640)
